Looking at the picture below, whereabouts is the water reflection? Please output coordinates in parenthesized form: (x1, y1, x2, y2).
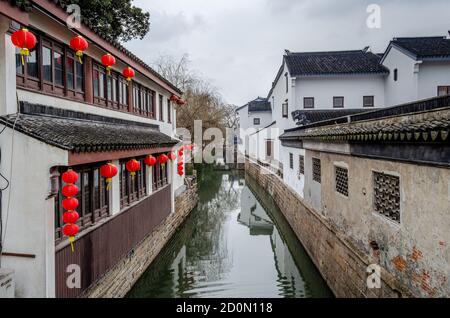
(127, 167, 333, 298)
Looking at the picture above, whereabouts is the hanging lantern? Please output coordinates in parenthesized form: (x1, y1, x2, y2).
(178, 149, 184, 157)
(158, 154, 169, 167)
(62, 197, 79, 211)
(11, 28, 37, 66)
(168, 152, 177, 161)
(100, 163, 118, 190)
(62, 169, 79, 184)
(178, 164, 184, 171)
(126, 159, 140, 177)
(177, 99, 187, 106)
(70, 35, 88, 64)
(101, 53, 116, 75)
(63, 211, 80, 224)
(144, 155, 157, 167)
(63, 224, 80, 251)
(170, 95, 179, 103)
(186, 144, 193, 151)
(123, 67, 135, 82)
(178, 161, 183, 166)
(178, 170, 184, 176)
(62, 184, 79, 197)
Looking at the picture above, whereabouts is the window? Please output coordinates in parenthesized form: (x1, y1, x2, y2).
(152, 157, 169, 191)
(363, 96, 374, 107)
(253, 118, 261, 125)
(312, 158, 321, 183)
(120, 158, 147, 208)
(133, 84, 142, 114)
(299, 155, 305, 175)
(54, 51, 63, 86)
(167, 99, 172, 123)
(333, 97, 344, 108)
(118, 76, 129, 109)
(159, 95, 164, 121)
(42, 47, 52, 82)
(54, 165, 110, 242)
(373, 172, 400, 223)
(438, 86, 450, 96)
(335, 166, 349, 197)
(282, 100, 289, 118)
(289, 153, 294, 169)
(394, 69, 398, 82)
(266, 140, 273, 159)
(285, 73, 289, 93)
(93, 64, 107, 106)
(304, 97, 314, 109)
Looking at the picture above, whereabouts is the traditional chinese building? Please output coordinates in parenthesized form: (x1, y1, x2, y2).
(0, 1, 189, 297)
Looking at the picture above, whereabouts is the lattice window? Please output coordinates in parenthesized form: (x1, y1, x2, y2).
(373, 172, 401, 223)
(312, 158, 321, 183)
(335, 166, 349, 197)
(299, 155, 305, 175)
(289, 153, 294, 169)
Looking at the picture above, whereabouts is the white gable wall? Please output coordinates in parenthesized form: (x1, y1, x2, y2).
(418, 61, 450, 99)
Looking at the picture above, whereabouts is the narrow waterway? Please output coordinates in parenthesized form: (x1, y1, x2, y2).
(127, 167, 333, 298)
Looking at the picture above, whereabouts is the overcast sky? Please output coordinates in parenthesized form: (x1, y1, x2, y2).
(125, 0, 450, 106)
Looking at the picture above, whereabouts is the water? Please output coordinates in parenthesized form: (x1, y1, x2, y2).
(127, 167, 333, 298)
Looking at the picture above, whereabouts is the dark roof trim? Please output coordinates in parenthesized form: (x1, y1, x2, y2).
(250, 121, 276, 136)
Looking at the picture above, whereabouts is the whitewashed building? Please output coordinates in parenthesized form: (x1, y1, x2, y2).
(0, 1, 186, 298)
(238, 34, 450, 192)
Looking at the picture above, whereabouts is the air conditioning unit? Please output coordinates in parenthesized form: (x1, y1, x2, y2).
(0, 269, 15, 298)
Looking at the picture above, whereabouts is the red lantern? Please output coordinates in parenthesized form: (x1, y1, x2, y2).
(177, 99, 187, 106)
(101, 53, 116, 75)
(62, 184, 79, 197)
(70, 35, 88, 64)
(178, 171, 184, 176)
(170, 95, 179, 103)
(123, 67, 135, 82)
(186, 144, 193, 151)
(62, 197, 79, 211)
(178, 149, 184, 157)
(62, 169, 79, 184)
(178, 161, 183, 166)
(11, 28, 37, 66)
(100, 163, 118, 190)
(144, 155, 157, 167)
(178, 165, 184, 172)
(158, 154, 169, 166)
(63, 211, 80, 224)
(126, 159, 140, 177)
(168, 152, 177, 161)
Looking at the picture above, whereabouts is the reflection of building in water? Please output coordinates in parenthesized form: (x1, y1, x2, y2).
(170, 246, 187, 293)
(238, 186, 274, 236)
(239, 184, 309, 297)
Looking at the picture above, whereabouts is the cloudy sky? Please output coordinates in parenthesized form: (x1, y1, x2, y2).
(125, 0, 450, 106)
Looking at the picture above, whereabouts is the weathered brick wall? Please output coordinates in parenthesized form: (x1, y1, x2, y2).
(245, 159, 412, 298)
(82, 184, 198, 298)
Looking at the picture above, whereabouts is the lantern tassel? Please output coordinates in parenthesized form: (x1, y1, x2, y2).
(68, 236, 75, 253)
(106, 67, 111, 76)
(106, 178, 112, 191)
(76, 51, 83, 64)
(19, 48, 29, 66)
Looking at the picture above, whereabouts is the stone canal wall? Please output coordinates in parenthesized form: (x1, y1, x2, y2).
(245, 159, 412, 298)
(82, 184, 199, 298)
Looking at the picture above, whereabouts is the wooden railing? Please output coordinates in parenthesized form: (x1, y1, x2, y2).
(55, 185, 171, 298)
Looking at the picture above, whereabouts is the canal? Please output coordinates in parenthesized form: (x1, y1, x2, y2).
(127, 167, 333, 298)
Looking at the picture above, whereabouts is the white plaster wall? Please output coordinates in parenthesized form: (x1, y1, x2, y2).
(0, 129, 67, 298)
(236, 107, 272, 156)
(303, 150, 323, 214)
(418, 61, 450, 99)
(281, 146, 305, 198)
(295, 75, 386, 111)
(382, 47, 419, 107)
(0, 17, 17, 116)
(268, 62, 292, 131)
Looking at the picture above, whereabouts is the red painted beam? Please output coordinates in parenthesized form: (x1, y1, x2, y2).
(68, 147, 175, 166)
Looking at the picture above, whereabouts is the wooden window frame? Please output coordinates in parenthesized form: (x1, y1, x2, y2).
(282, 100, 289, 118)
(152, 158, 169, 192)
(159, 95, 164, 121)
(363, 96, 374, 107)
(303, 97, 314, 109)
(312, 158, 321, 183)
(54, 164, 110, 243)
(333, 96, 344, 109)
(393, 69, 398, 82)
(437, 86, 450, 97)
(167, 98, 172, 123)
(253, 118, 260, 125)
(289, 153, 294, 170)
(299, 155, 305, 175)
(119, 158, 147, 208)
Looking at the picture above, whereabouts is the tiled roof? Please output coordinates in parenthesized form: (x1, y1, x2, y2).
(284, 50, 389, 76)
(237, 97, 272, 112)
(391, 37, 450, 59)
(280, 96, 450, 143)
(0, 103, 178, 153)
(291, 109, 370, 126)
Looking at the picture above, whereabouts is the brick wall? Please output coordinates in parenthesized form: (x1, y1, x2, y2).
(245, 159, 412, 298)
(82, 184, 198, 298)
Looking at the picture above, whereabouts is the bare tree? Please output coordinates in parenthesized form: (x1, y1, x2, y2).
(153, 54, 234, 138)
